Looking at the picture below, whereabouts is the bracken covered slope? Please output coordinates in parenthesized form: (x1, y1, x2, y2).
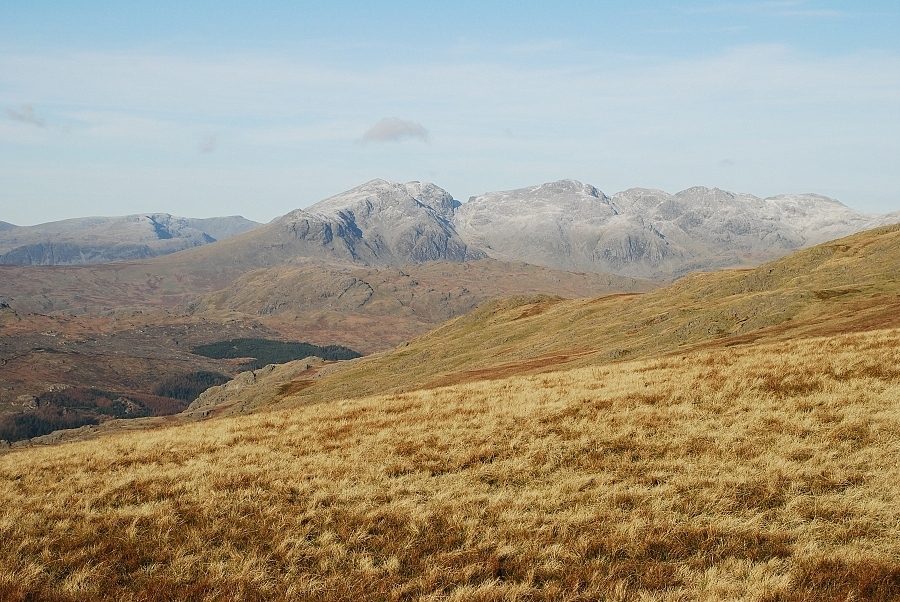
(1, 327, 898, 600)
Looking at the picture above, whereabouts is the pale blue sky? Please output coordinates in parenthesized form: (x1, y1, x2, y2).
(1, 1, 899, 224)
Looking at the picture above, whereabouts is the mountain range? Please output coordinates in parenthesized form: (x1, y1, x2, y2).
(0, 214, 259, 265)
(3, 179, 896, 276)
(142, 178, 900, 278)
(1, 177, 897, 445)
(456, 181, 898, 277)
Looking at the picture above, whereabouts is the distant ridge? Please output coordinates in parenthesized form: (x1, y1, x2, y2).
(6, 179, 896, 274)
(0, 214, 259, 265)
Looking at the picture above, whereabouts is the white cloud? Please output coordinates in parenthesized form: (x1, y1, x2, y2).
(360, 118, 429, 144)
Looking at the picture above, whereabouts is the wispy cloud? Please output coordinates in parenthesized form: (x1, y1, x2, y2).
(198, 132, 218, 154)
(1, 42, 899, 219)
(360, 117, 429, 144)
(5, 104, 45, 127)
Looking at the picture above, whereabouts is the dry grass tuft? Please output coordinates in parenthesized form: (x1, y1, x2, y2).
(1, 328, 899, 600)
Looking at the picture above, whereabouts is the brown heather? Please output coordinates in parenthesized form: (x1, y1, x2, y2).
(1, 327, 899, 600)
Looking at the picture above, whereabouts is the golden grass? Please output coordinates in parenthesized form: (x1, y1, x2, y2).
(2, 327, 899, 600)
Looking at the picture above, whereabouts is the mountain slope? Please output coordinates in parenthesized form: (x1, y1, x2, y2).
(0, 214, 259, 265)
(3, 326, 898, 600)
(271, 224, 900, 409)
(454, 180, 894, 278)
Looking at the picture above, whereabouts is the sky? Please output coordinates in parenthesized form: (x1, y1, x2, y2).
(1, 1, 899, 225)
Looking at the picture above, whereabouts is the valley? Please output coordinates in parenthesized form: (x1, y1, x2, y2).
(2, 179, 897, 445)
(0, 251, 646, 443)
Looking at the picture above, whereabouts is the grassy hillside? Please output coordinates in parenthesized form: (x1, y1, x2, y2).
(272, 224, 900, 410)
(1, 327, 898, 600)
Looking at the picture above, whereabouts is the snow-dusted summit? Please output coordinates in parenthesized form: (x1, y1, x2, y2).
(189, 178, 898, 277)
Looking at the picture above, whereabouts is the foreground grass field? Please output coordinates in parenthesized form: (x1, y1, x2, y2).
(1, 327, 898, 600)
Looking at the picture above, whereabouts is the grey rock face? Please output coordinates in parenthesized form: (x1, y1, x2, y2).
(455, 180, 681, 275)
(0, 214, 259, 265)
(264, 179, 483, 265)
(453, 181, 897, 278)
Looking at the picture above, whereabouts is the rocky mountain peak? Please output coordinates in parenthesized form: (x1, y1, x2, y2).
(462, 180, 612, 213)
(285, 179, 459, 223)
(766, 193, 846, 208)
(250, 180, 479, 267)
(675, 186, 742, 203)
(402, 181, 461, 215)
